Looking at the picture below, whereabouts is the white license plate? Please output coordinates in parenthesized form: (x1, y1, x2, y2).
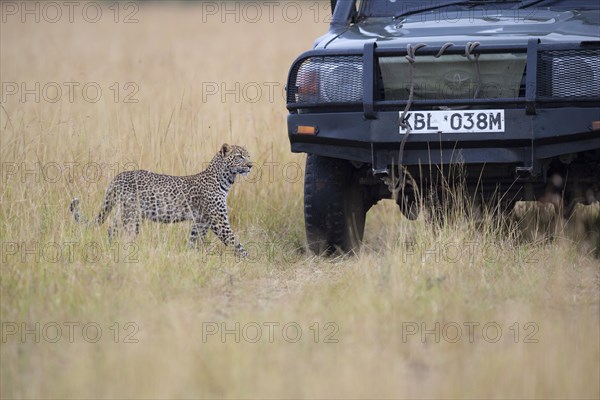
(399, 110, 505, 134)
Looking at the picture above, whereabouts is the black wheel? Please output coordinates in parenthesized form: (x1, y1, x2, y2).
(304, 154, 367, 255)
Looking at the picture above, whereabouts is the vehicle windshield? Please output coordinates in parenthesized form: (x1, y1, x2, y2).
(360, 0, 600, 18)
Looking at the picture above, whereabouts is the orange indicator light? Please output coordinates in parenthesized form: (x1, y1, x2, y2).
(297, 125, 318, 135)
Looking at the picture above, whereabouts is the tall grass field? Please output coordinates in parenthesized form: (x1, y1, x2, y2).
(1, 2, 599, 398)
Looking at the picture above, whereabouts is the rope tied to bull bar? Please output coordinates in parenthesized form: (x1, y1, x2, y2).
(391, 43, 426, 201)
(464, 41, 482, 99)
(398, 43, 427, 134)
(389, 41, 483, 210)
(391, 42, 458, 201)
(397, 43, 426, 166)
(435, 42, 454, 58)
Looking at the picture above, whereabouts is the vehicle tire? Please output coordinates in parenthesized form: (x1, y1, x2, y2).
(304, 154, 367, 255)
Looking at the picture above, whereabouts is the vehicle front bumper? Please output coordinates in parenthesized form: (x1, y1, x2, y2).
(288, 107, 600, 174)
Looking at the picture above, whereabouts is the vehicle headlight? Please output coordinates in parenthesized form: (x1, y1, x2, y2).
(538, 49, 600, 98)
(551, 56, 600, 97)
(290, 56, 363, 104)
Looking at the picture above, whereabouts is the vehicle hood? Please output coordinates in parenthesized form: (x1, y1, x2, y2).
(320, 9, 600, 49)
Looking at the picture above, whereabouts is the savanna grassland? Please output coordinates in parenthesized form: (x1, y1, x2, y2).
(1, 2, 599, 399)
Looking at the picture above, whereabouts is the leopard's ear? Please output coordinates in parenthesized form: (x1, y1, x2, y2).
(220, 143, 231, 156)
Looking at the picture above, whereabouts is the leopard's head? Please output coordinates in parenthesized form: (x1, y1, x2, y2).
(219, 143, 253, 177)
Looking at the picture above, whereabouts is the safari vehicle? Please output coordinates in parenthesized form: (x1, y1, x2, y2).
(285, 0, 600, 254)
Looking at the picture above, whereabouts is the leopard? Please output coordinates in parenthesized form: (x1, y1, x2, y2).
(69, 143, 253, 257)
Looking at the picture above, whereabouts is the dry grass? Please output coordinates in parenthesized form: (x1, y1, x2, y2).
(1, 2, 599, 399)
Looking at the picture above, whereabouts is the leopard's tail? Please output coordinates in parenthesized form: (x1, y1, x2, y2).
(70, 184, 116, 226)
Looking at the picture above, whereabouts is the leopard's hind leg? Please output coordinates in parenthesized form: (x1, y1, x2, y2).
(119, 196, 141, 240)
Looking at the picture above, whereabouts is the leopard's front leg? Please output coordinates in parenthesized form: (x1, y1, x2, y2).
(208, 204, 247, 258)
